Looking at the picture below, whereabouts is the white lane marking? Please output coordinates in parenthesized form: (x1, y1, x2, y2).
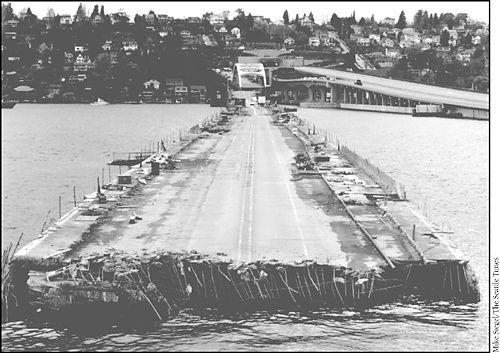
(247, 115, 256, 262)
(268, 122, 309, 258)
(237, 118, 254, 262)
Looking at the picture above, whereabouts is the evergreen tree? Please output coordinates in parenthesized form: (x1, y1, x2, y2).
(75, 3, 86, 22)
(91, 5, 99, 18)
(308, 11, 314, 23)
(294, 14, 299, 24)
(370, 14, 375, 26)
(283, 10, 289, 25)
(100, 6, 105, 17)
(395, 11, 406, 29)
(440, 29, 450, 47)
(246, 13, 254, 29)
(1, 3, 15, 22)
(423, 11, 429, 29)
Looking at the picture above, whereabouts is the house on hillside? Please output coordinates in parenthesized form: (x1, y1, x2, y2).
(231, 27, 241, 39)
(381, 37, 395, 48)
(143, 79, 161, 90)
(309, 36, 320, 47)
(60, 15, 73, 25)
(381, 17, 395, 26)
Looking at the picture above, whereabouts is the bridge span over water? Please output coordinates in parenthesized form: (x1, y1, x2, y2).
(274, 67, 489, 120)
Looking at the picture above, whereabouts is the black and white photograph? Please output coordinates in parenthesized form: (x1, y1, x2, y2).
(1, 1, 494, 351)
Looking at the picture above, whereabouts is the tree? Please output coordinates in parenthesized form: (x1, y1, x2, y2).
(294, 14, 300, 25)
(246, 13, 254, 29)
(1, 3, 15, 22)
(396, 11, 406, 29)
(283, 10, 289, 25)
(370, 14, 375, 27)
(91, 5, 99, 18)
(75, 3, 86, 22)
(440, 29, 450, 47)
(100, 5, 105, 17)
(308, 11, 314, 23)
(358, 17, 366, 26)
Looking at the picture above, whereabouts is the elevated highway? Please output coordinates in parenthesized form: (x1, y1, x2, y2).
(295, 67, 489, 111)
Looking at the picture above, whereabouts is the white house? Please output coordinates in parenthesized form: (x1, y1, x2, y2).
(357, 37, 370, 46)
(472, 35, 481, 45)
(284, 37, 295, 46)
(385, 48, 402, 58)
(381, 38, 395, 48)
(60, 15, 73, 25)
(231, 27, 241, 39)
(74, 45, 88, 53)
(143, 79, 161, 90)
(309, 36, 321, 46)
(102, 40, 112, 51)
(369, 33, 380, 42)
(122, 41, 138, 51)
(382, 17, 395, 26)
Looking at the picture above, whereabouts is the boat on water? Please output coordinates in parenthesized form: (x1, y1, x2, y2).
(90, 98, 109, 106)
(1, 100, 18, 109)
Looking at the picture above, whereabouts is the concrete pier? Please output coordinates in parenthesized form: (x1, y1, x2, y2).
(11, 107, 480, 321)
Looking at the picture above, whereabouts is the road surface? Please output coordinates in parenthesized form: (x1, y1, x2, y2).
(61, 107, 386, 270)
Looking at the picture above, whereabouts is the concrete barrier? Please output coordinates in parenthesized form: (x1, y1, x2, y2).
(339, 103, 414, 114)
(300, 102, 340, 109)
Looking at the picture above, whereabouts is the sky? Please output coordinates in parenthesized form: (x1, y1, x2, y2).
(6, 1, 489, 24)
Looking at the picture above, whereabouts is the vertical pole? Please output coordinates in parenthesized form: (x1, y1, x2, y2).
(58, 196, 62, 219)
(412, 224, 416, 241)
(108, 165, 111, 183)
(102, 168, 105, 185)
(119, 165, 122, 175)
(73, 186, 77, 207)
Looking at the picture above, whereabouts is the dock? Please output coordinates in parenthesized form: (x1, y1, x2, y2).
(10, 106, 480, 323)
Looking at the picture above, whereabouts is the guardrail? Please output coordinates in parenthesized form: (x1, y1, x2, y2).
(339, 144, 406, 199)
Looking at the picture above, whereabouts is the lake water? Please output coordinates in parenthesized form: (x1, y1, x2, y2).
(1, 105, 488, 351)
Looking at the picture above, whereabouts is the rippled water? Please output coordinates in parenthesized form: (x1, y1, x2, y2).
(1, 105, 488, 351)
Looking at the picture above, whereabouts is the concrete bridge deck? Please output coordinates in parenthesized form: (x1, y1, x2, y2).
(15, 107, 427, 272)
(294, 67, 489, 110)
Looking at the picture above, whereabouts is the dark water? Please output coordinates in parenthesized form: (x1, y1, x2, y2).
(1, 105, 488, 351)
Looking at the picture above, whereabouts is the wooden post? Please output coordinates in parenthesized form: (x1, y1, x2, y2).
(73, 186, 77, 207)
(58, 196, 62, 219)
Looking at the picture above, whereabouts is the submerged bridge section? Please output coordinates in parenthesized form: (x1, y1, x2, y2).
(274, 67, 489, 120)
(10, 107, 479, 323)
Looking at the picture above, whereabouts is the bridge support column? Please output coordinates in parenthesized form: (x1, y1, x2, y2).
(293, 88, 299, 103)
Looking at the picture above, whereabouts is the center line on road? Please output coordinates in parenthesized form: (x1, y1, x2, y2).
(247, 110, 256, 262)
(237, 117, 254, 262)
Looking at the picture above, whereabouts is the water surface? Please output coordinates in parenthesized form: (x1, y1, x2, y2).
(1, 105, 488, 351)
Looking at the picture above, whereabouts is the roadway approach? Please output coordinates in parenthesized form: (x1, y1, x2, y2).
(295, 66, 489, 111)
